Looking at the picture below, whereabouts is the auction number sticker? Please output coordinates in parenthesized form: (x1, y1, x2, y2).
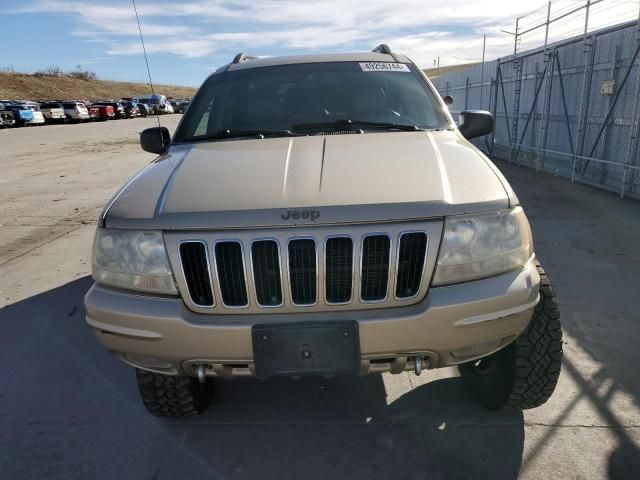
(359, 62, 410, 72)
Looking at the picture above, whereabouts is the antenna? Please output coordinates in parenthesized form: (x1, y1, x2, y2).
(132, 0, 161, 130)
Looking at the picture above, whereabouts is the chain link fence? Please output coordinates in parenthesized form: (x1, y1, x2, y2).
(431, 2, 640, 200)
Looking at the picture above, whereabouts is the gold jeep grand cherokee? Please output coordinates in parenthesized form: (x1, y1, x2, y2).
(84, 45, 562, 417)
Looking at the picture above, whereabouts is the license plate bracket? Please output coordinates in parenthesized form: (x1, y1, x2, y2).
(252, 321, 360, 377)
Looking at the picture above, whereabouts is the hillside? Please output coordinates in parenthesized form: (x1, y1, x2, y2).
(423, 62, 481, 79)
(0, 72, 197, 101)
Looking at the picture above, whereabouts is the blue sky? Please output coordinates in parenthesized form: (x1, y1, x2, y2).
(1, 0, 636, 87)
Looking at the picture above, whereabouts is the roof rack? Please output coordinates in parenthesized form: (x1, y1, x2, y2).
(225, 52, 258, 72)
(371, 44, 401, 63)
(231, 52, 258, 65)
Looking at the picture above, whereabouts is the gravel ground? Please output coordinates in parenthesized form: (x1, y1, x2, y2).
(0, 118, 638, 479)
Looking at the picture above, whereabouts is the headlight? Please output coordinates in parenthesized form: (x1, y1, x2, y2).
(92, 228, 178, 295)
(432, 207, 533, 286)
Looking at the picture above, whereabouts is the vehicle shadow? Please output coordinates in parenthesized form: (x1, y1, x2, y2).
(181, 375, 526, 480)
(0, 277, 524, 480)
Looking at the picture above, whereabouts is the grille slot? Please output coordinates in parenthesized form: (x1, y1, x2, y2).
(325, 237, 353, 304)
(251, 240, 283, 307)
(179, 241, 214, 307)
(214, 241, 248, 307)
(360, 235, 391, 302)
(395, 232, 428, 299)
(288, 239, 317, 305)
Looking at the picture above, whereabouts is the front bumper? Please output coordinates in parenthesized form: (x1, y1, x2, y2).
(84, 260, 539, 377)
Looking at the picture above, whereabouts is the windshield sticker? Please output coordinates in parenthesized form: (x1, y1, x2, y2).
(359, 62, 410, 72)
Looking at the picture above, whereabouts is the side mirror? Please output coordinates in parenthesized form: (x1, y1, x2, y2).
(140, 126, 170, 154)
(443, 95, 454, 106)
(458, 110, 493, 140)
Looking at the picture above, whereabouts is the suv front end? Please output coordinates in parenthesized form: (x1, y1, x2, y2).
(84, 46, 562, 416)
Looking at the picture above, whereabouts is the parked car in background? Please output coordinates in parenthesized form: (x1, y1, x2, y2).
(169, 100, 189, 114)
(68, 101, 91, 122)
(39, 102, 67, 123)
(42, 101, 91, 122)
(137, 103, 150, 117)
(179, 100, 190, 113)
(1, 103, 34, 127)
(87, 103, 100, 121)
(134, 94, 172, 115)
(16, 101, 45, 125)
(88, 103, 116, 121)
(93, 101, 127, 119)
(0, 105, 16, 128)
(122, 101, 140, 118)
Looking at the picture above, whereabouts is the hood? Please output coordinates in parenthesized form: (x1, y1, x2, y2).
(105, 130, 513, 230)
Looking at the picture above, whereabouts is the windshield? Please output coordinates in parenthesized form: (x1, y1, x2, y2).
(174, 61, 449, 142)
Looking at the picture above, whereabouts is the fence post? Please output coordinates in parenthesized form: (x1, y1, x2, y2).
(533, 62, 540, 152)
(537, 1, 553, 172)
(465, 76, 469, 110)
(510, 17, 522, 164)
(574, 0, 593, 176)
(575, 34, 597, 177)
(480, 34, 486, 109)
(623, 12, 640, 197)
(539, 50, 555, 172)
(599, 44, 620, 184)
(490, 60, 501, 153)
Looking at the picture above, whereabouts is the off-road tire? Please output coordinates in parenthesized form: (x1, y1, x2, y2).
(458, 261, 562, 410)
(135, 369, 214, 417)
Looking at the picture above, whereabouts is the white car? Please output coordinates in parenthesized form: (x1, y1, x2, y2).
(42, 101, 90, 122)
(39, 102, 68, 123)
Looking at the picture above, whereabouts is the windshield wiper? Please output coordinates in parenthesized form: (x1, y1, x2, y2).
(292, 119, 424, 133)
(186, 129, 305, 142)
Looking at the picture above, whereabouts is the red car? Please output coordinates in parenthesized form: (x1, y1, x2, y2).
(89, 104, 115, 121)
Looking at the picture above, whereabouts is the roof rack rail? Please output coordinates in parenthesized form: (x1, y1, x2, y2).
(231, 52, 258, 65)
(371, 44, 401, 63)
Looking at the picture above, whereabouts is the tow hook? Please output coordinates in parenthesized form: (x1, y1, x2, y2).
(414, 356, 424, 376)
(196, 365, 207, 383)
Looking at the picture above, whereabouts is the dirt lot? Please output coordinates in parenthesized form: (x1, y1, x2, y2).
(1, 119, 639, 479)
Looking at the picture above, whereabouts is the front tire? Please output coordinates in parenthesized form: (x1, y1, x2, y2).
(135, 369, 214, 417)
(458, 261, 562, 410)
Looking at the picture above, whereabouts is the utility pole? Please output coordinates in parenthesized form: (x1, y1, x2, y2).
(437, 56, 440, 68)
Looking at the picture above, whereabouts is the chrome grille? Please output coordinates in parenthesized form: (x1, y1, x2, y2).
(214, 241, 248, 307)
(325, 236, 353, 304)
(170, 222, 436, 313)
(251, 240, 283, 307)
(287, 239, 317, 305)
(360, 235, 391, 302)
(395, 232, 428, 299)
(179, 241, 214, 307)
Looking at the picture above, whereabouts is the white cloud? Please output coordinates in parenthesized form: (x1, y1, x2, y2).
(7, 0, 639, 68)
